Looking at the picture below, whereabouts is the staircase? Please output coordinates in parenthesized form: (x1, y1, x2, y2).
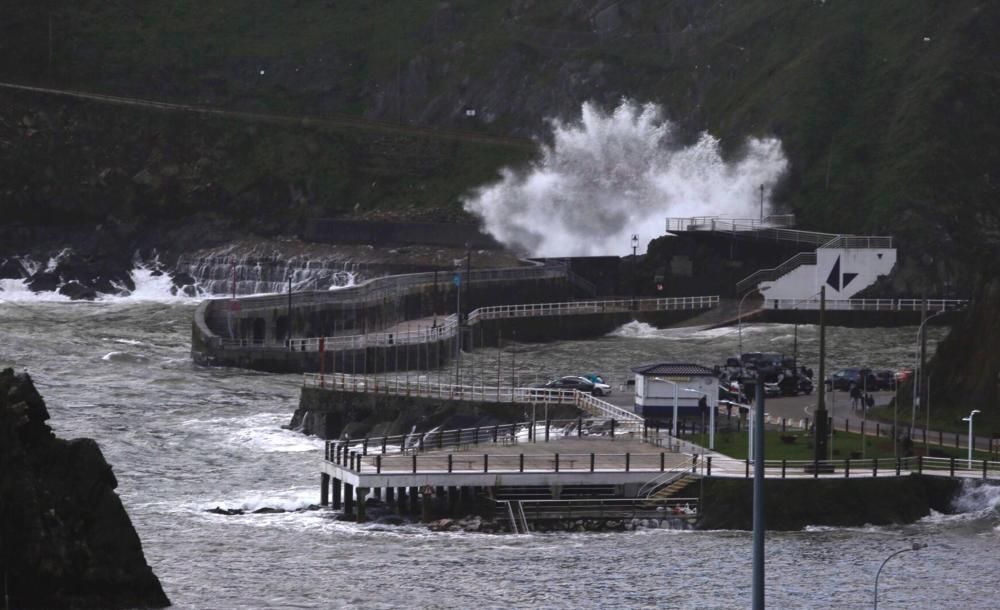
(646, 473, 698, 500)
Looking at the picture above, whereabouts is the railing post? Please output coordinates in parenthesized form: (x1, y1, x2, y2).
(519, 453, 524, 473)
(707, 456, 712, 476)
(745, 459, 750, 479)
(484, 454, 489, 473)
(474, 426, 480, 445)
(554, 453, 560, 472)
(984, 460, 988, 480)
(545, 419, 550, 442)
(950, 456, 955, 477)
(845, 459, 850, 478)
(660, 452, 665, 472)
(895, 458, 900, 476)
(381, 437, 387, 454)
(813, 457, 819, 478)
(412, 454, 417, 473)
(872, 459, 878, 478)
(917, 455, 922, 474)
(493, 425, 499, 443)
(781, 459, 786, 479)
(448, 454, 453, 473)
(590, 453, 596, 472)
(376, 455, 382, 474)
(625, 453, 630, 472)
(578, 417, 583, 438)
(610, 418, 616, 439)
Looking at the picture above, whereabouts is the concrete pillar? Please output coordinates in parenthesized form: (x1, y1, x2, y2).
(386, 487, 395, 504)
(421, 487, 434, 523)
(396, 487, 407, 514)
(320, 473, 330, 506)
(344, 483, 354, 515)
(373, 487, 382, 501)
(332, 477, 342, 510)
(356, 487, 369, 523)
(449, 486, 460, 517)
(409, 486, 420, 514)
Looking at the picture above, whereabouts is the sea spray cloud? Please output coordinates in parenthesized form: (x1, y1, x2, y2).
(463, 100, 789, 256)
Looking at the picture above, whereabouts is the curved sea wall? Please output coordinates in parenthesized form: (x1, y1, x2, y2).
(0, 368, 170, 609)
(290, 386, 581, 439)
(697, 475, 961, 531)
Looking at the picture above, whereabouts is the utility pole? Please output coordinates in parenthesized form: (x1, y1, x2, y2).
(759, 184, 764, 221)
(752, 373, 766, 610)
(813, 286, 829, 462)
(286, 276, 292, 346)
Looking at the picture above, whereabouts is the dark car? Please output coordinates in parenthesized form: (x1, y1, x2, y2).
(873, 370, 896, 391)
(826, 368, 878, 391)
(536, 376, 610, 396)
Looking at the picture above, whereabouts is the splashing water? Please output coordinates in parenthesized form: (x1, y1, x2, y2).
(463, 100, 788, 256)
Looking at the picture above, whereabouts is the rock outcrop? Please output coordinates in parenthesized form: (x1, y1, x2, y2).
(0, 368, 170, 609)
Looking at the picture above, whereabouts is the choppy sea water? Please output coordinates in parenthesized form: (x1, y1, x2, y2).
(1, 294, 997, 609)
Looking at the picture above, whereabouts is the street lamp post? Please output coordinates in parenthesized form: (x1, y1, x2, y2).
(630, 234, 639, 307)
(737, 287, 769, 357)
(684, 388, 715, 450)
(873, 542, 928, 609)
(912, 308, 947, 433)
(962, 409, 981, 469)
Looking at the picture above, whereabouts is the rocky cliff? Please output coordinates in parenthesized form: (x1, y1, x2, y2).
(0, 368, 170, 609)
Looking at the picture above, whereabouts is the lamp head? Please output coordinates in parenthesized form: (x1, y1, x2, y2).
(971, 409, 981, 416)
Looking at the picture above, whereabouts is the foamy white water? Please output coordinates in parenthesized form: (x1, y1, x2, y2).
(464, 100, 788, 256)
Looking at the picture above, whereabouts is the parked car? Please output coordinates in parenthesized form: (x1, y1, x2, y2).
(765, 374, 814, 397)
(895, 368, 914, 383)
(873, 370, 896, 391)
(536, 375, 611, 396)
(825, 368, 878, 391)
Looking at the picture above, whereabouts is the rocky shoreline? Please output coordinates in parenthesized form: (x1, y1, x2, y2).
(0, 368, 170, 609)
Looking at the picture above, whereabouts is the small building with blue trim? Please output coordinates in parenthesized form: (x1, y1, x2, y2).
(631, 362, 719, 420)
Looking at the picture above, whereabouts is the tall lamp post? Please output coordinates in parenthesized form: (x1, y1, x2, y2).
(630, 234, 639, 307)
(873, 542, 928, 609)
(911, 308, 948, 434)
(962, 409, 981, 469)
(738, 287, 769, 357)
(684, 388, 715, 450)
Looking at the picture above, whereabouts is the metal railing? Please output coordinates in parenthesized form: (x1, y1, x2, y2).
(512, 496, 699, 521)
(275, 295, 719, 353)
(736, 252, 817, 295)
(665, 215, 796, 233)
(707, 456, 1000, 480)
(765, 298, 968, 312)
(820, 235, 894, 249)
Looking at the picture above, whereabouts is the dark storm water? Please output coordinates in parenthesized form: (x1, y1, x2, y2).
(1, 298, 997, 610)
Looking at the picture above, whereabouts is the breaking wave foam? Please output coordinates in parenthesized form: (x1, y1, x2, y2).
(464, 100, 788, 256)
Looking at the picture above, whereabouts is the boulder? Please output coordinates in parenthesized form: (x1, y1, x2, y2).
(0, 257, 27, 279)
(58, 281, 98, 300)
(27, 271, 60, 293)
(0, 368, 170, 609)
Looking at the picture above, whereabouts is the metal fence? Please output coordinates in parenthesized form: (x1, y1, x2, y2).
(765, 298, 968, 312)
(706, 455, 1000, 480)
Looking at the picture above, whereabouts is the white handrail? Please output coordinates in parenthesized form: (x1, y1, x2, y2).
(766, 298, 967, 312)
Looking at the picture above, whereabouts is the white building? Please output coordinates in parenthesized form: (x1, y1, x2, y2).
(630, 362, 718, 420)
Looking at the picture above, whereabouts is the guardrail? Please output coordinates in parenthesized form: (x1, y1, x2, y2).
(511, 496, 699, 521)
(467, 295, 719, 322)
(665, 215, 796, 233)
(706, 455, 1000, 480)
(267, 295, 719, 352)
(820, 235, 894, 249)
(766, 298, 968, 312)
(736, 251, 817, 295)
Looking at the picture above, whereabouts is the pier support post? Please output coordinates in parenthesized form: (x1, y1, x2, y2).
(332, 477, 342, 510)
(373, 487, 382, 501)
(421, 486, 434, 523)
(449, 486, 460, 516)
(356, 487, 369, 523)
(344, 483, 354, 514)
(396, 487, 407, 514)
(320, 473, 330, 506)
(386, 487, 395, 504)
(409, 486, 420, 514)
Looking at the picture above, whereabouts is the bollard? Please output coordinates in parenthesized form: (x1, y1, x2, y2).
(590, 453, 596, 472)
(781, 459, 786, 479)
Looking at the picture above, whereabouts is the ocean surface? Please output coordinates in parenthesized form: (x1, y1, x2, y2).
(1, 280, 997, 609)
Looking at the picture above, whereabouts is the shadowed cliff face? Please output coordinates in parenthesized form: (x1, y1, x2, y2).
(0, 368, 170, 610)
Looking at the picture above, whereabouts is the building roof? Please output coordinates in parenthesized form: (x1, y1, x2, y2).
(630, 363, 716, 377)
